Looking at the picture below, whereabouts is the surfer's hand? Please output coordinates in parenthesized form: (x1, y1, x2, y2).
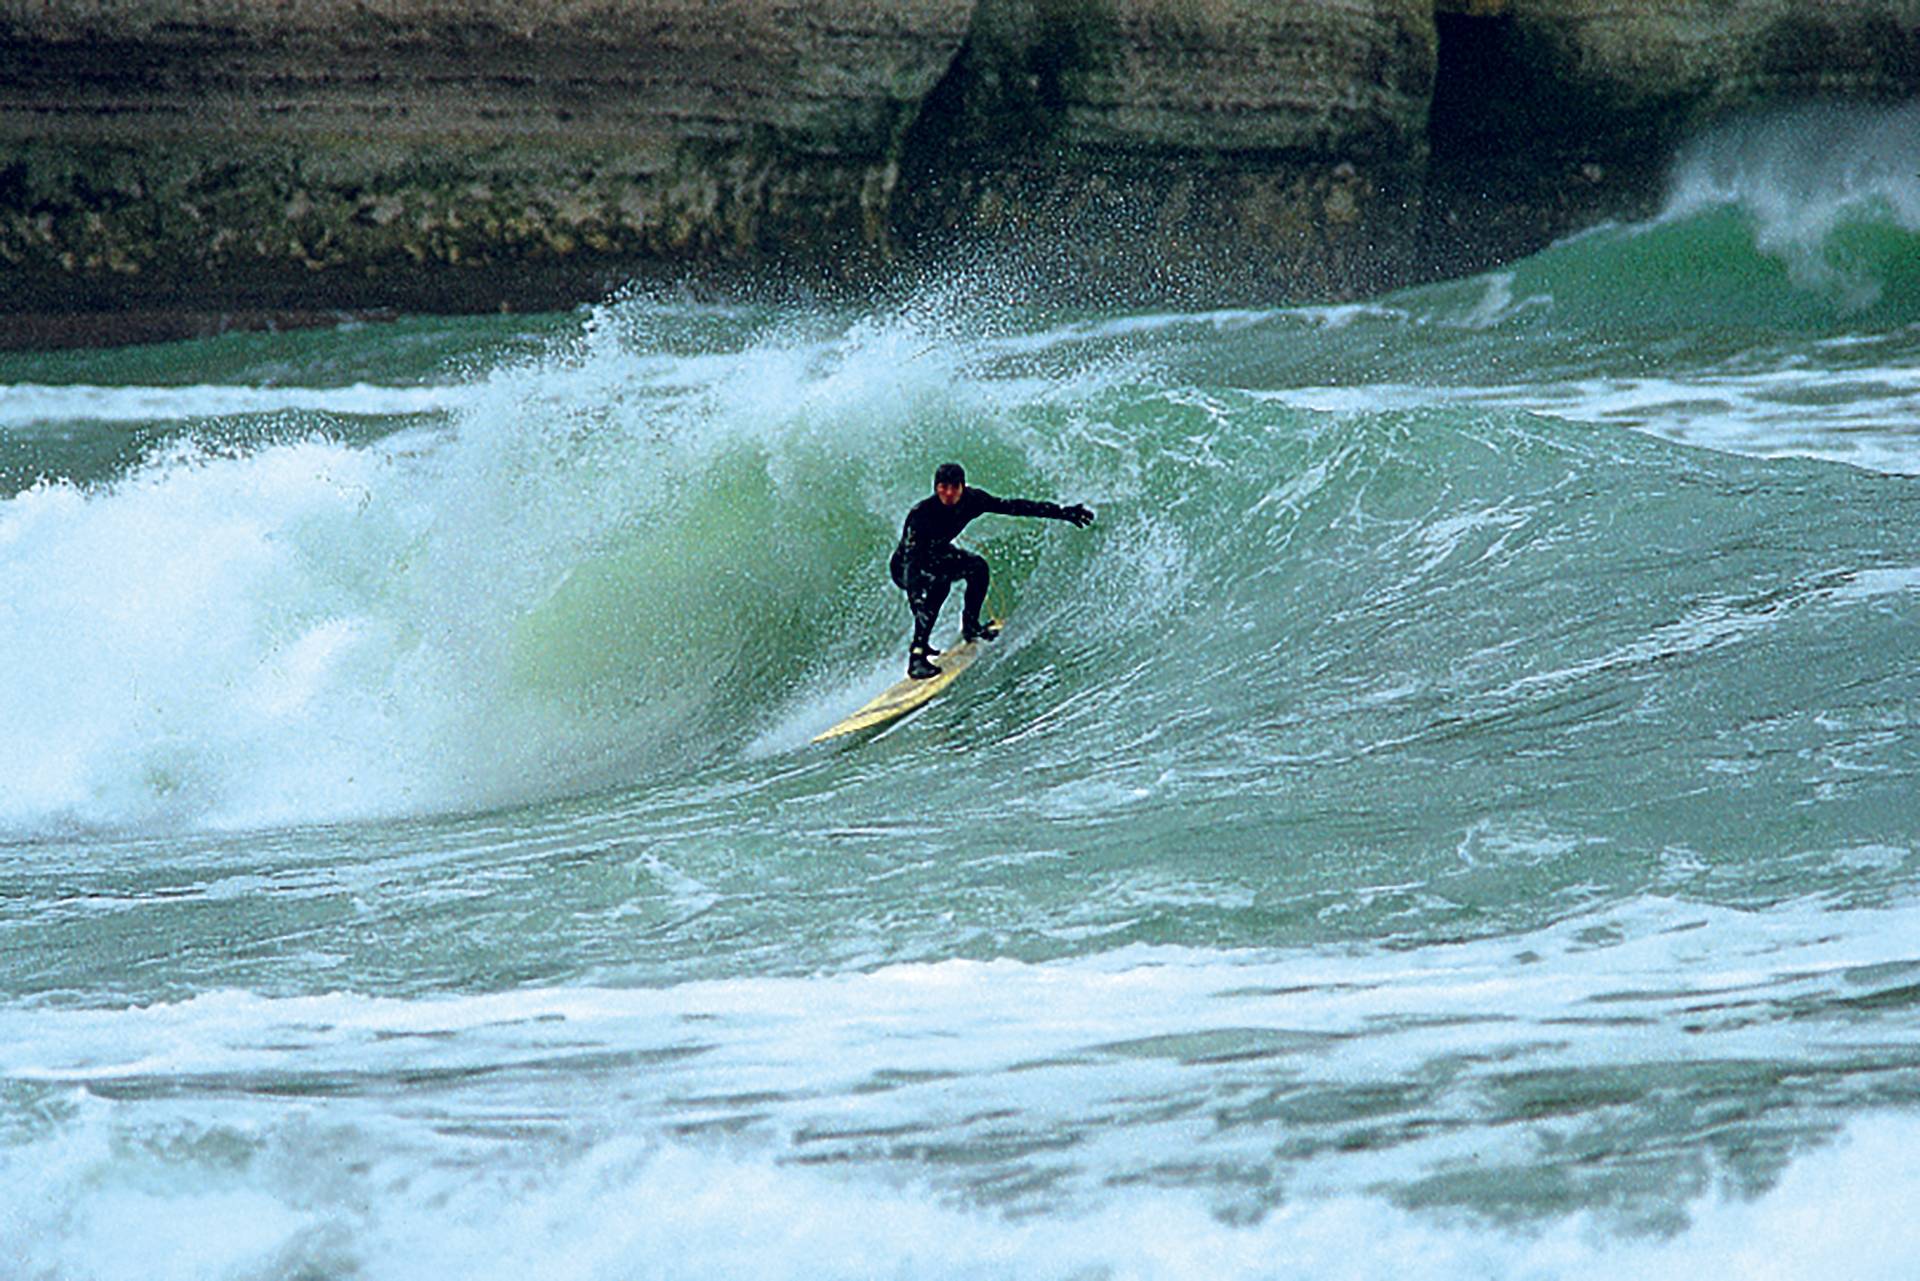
(1064, 504, 1095, 528)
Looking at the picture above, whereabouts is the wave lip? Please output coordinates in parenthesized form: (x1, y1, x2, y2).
(1664, 101, 1920, 243)
(1638, 100, 1920, 318)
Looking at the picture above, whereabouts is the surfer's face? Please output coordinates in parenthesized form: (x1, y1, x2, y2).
(935, 481, 964, 506)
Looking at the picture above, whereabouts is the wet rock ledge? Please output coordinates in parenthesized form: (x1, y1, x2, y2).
(2, 0, 1918, 347)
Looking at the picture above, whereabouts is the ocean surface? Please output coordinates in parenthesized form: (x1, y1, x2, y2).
(3, 104, 1918, 1279)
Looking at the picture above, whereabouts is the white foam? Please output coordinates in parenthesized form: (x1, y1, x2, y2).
(6, 897, 1919, 1148)
(6, 1088, 1920, 1281)
(0, 382, 478, 428)
(7, 899, 1920, 1276)
(1251, 365, 1920, 474)
(1832, 566, 1920, 602)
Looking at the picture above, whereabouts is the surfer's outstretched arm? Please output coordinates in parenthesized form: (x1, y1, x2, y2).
(975, 490, 1096, 527)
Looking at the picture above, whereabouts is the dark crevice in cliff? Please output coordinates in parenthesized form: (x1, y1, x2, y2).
(888, 34, 982, 257)
(1419, 9, 1665, 283)
(888, 1, 1100, 267)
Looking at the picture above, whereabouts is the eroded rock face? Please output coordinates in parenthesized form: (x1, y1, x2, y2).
(892, 0, 1438, 304)
(1479, 0, 1920, 110)
(1, 0, 1918, 344)
(0, 0, 976, 333)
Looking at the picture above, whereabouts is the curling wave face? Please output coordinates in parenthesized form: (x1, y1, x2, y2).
(3, 210, 1920, 841)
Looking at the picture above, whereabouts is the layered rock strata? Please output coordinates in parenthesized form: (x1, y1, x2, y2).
(891, 0, 1437, 303)
(0, 0, 974, 342)
(2, 0, 1919, 345)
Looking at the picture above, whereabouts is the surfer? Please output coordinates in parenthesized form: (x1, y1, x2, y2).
(890, 462, 1094, 679)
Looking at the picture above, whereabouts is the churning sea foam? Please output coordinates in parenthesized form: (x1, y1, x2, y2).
(5, 1091, 1919, 1281)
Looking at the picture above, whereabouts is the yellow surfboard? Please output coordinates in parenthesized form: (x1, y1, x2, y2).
(812, 637, 987, 742)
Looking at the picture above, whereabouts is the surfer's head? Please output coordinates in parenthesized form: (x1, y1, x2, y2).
(934, 462, 965, 505)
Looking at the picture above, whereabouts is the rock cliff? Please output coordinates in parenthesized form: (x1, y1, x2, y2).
(0, 0, 975, 342)
(2, 0, 1918, 345)
(892, 0, 1436, 302)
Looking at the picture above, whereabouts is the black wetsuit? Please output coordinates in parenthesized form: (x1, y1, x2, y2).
(889, 488, 1080, 657)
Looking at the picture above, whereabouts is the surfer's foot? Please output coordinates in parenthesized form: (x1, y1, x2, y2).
(907, 648, 940, 680)
(963, 619, 1001, 643)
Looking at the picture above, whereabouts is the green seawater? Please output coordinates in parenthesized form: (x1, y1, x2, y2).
(2, 103, 1919, 1279)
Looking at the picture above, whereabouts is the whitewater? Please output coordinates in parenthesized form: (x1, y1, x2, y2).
(2, 103, 1918, 1279)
